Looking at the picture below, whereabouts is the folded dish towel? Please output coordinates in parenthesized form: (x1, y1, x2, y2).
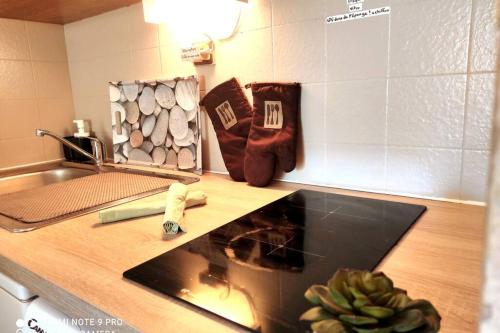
(99, 184, 206, 226)
(162, 183, 200, 235)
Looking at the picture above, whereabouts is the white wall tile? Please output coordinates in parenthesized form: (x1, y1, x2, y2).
(461, 150, 490, 202)
(200, 111, 227, 173)
(73, 94, 111, 141)
(470, 0, 497, 72)
(130, 47, 162, 80)
(93, 52, 133, 92)
(0, 137, 45, 167)
(239, 0, 271, 32)
(0, 18, 75, 169)
(465, 73, 495, 150)
(63, 0, 495, 202)
(64, 21, 96, 62)
(128, 3, 159, 50)
(326, 79, 386, 145)
(272, 0, 325, 26)
(0, 19, 30, 60)
(32, 61, 73, 99)
(388, 75, 467, 148)
(300, 83, 325, 143)
(274, 20, 325, 83)
(0, 60, 35, 99)
(67, 60, 100, 98)
(208, 28, 273, 89)
(160, 45, 197, 79)
(0, 99, 40, 139)
(38, 98, 75, 160)
(386, 147, 462, 198)
(81, 7, 131, 60)
(26, 22, 68, 62)
(278, 140, 326, 185)
(38, 98, 74, 136)
(326, 12, 389, 81)
(326, 144, 386, 191)
(390, 0, 471, 76)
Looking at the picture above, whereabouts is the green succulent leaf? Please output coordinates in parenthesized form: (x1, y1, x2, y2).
(372, 272, 394, 294)
(349, 287, 369, 300)
(391, 309, 426, 332)
(374, 292, 393, 306)
(308, 285, 352, 315)
(353, 298, 372, 309)
(328, 269, 354, 302)
(311, 319, 350, 333)
(403, 300, 441, 332)
(338, 314, 378, 326)
(361, 271, 377, 293)
(360, 306, 394, 319)
(305, 285, 324, 305)
(300, 306, 336, 322)
(347, 271, 364, 292)
(330, 288, 353, 311)
(301, 270, 441, 333)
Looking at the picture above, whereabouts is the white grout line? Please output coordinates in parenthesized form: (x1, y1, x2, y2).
(458, 0, 477, 200)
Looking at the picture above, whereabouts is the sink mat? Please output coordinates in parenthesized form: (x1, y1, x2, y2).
(0, 172, 176, 223)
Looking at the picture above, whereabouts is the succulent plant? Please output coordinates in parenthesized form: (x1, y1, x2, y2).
(300, 268, 441, 333)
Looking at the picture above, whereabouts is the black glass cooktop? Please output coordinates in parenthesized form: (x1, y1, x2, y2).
(124, 190, 426, 332)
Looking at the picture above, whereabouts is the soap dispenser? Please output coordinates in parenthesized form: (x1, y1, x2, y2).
(63, 120, 94, 163)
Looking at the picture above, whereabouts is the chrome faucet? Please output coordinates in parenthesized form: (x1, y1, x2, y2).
(35, 129, 106, 167)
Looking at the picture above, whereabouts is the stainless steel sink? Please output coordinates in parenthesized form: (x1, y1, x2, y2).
(0, 162, 199, 232)
(0, 167, 96, 196)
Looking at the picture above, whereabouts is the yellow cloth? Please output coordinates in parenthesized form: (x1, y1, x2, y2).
(99, 185, 206, 225)
(163, 183, 191, 234)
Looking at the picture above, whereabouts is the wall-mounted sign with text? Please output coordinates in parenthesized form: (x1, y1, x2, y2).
(326, 6, 390, 24)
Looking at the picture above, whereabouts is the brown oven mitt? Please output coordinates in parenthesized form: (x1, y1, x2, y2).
(200, 78, 253, 181)
(244, 82, 301, 187)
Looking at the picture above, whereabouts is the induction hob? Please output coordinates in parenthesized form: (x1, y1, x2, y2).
(123, 189, 426, 333)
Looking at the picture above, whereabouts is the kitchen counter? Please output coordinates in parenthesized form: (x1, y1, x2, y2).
(0, 168, 485, 333)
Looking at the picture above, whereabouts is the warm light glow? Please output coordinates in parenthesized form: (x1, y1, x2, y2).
(178, 284, 258, 329)
(143, 0, 245, 42)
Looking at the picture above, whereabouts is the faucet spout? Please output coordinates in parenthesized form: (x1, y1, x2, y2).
(35, 129, 106, 167)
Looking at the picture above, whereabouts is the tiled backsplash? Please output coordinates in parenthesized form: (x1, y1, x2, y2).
(64, 0, 497, 202)
(0, 19, 75, 169)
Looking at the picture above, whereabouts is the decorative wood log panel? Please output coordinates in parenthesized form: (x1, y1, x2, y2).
(138, 86, 156, 115)
(124, 101, 140, 124)
(111, 102, 127, 126)
(177, 148, 195, 170)
(129, 130, 144, 148)
(123, 83, 139, 102)
(169, 105, 188, 139)
(151, 109, 169, 146)
(129, 149, 153, 164)
(142, 115, 156, 138)
(109, 76, 201, 174)
(174, 129, 194, 147)
(175, 78, 197, 111)
(155, 84, 176, 109)
(140, 141, 154, 154)
(109, 85, 121, 102)
(152, 147, 167, 165)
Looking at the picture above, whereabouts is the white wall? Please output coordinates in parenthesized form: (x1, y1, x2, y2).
(64, 0, 497, 202)
(0, 18, 74, 169)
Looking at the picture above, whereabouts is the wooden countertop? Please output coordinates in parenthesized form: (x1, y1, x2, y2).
(0, 170, 485, 333)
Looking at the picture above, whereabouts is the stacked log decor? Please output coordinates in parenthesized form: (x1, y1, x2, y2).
(109, 76, 202, 174)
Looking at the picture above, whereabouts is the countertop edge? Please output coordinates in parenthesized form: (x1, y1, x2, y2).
(0, 254, 140, 333)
